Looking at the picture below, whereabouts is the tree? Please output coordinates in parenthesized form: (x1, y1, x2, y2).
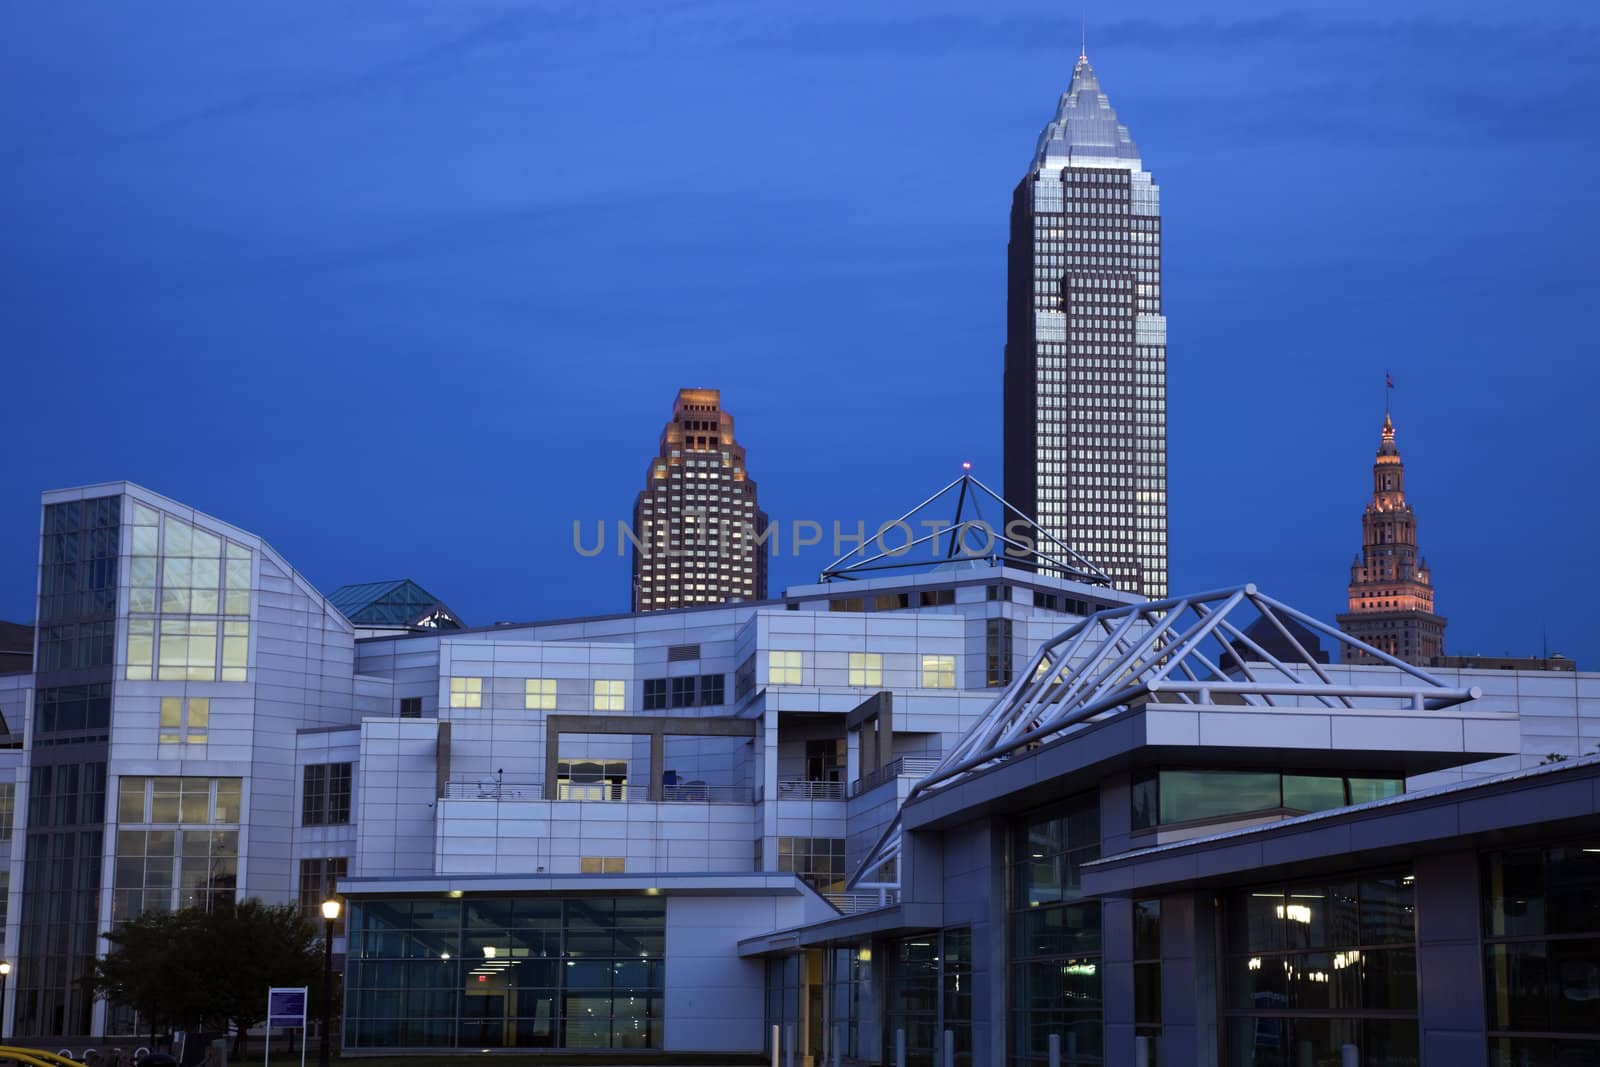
(93, 901, 325, 1053)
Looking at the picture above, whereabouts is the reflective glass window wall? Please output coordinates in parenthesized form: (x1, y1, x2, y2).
(887, 929, 973, 1067)
(1483, 842, 1600, 1066)
(1011, 791, 1101, 1065)
(344, 896, 664, 1050)
(1222, 872, 1418, 1066)
(1131, 770, 1402, 831)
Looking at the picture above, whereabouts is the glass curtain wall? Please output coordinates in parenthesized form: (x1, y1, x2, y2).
(887, 929, 972, 1067)
(1222, 872, 1418, 1066)
(1011, 791, 1101, 1065)
(344, 896, 664, 1049)
(1483, 843, 1600, 1065)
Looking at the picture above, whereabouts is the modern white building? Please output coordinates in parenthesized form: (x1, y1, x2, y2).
(0, 482, 1595, 1063)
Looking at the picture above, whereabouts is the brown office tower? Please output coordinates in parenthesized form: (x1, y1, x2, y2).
(631, 389, 768, 612)
(1337, 412, 1447, 665)
(1003, 50, 1168, 599)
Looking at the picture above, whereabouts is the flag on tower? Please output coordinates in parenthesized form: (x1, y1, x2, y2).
(1386, 372, 1394, 389)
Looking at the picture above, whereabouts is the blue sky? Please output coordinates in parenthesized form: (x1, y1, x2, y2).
(2, 1, 1596, 663)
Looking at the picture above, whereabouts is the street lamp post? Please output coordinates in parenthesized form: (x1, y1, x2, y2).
(0, 961, 12, 1040)
(320, 900, 341, 1067)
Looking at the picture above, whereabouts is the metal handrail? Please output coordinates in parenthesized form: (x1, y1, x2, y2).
(776, 778, 845, 801)
(438, 778, 753, 804)
(850, 755, 941, 797)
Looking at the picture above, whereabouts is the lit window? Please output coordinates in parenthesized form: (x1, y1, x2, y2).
(769, 650, 802, 685)
(593, 679, 625, 711)
(921, 654, 956, 689)
(159, 696, 207, 745)
(848, 652, 883, 688)
(524, 678, 556, 711)
(449, 676, 483, 709)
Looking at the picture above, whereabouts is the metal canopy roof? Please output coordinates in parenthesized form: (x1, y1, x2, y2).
(849, 584, 1482, 889)
(819, 471, 1112, 587)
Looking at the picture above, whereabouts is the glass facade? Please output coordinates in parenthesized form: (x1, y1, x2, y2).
(112, 776, 242, 919)
(1223, 872, 1417, 1066)
(125, 501, 252, 682)
(1012, 791, 1101, 1065)
(1483, 842, 1600, 1065)
(887, 929, 972, 1067)
(22, 496, 121, 1037)
(777, 836, 847, 895)
(344, 896, 665, 1050)
(1131, 770, 1403, 830)
(16, 759, 106, 1036)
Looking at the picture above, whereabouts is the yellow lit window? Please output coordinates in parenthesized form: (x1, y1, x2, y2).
(525, 678, 556, 711)
(921, 654, 955, 689)
(848, 652, 882, 688)
(592, 680, 625, 711)
(449, 676, 482, 709)
(769, 650, 802, 685)
(160, 697, 182, 744)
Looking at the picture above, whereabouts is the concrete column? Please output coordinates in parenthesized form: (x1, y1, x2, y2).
(1101, 895, 1135, 1066)
(648, 731, 665, 801)
(1415, 851, 1487, 1062)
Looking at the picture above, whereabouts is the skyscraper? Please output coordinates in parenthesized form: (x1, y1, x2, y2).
(631, 389, 768, 611)
(1337, 411, 1446, 665)
(1003, 50, 1167, 599)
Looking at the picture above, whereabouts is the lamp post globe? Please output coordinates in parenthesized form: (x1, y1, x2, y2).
(0, 960, 10, 1040)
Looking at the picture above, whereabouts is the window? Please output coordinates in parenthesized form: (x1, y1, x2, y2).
(124, 505, 252, 682)
(112, 776, 243, 919)
(1033, 591, 1060, 610)
(735, 654, 757, 699)
(399, 697, 422, 718)
(698, 673, 725, 706)
(643, 678, 667, 711)
(159, 696, 208, 745)
(1131, 771, 1404, 830)
(1223, 873, 1418, 1065)
(985, 618, 1013, 687)
(579, 856, 626, 874)
(524, 679, 556, 711)
(921, 654, 956, 689)
(769, 651, 802, 686)
(0, 782, 14, 841)
(670, 676, 695, 708)
(919, 588, 954, 607)
(303, 763, 353, 826)
(342, 895, 665, 1050)
(1011, 792, 1101, 1065)
(449, 676, 482, 709)
(777, 837, 847, 894)
(299, 856, 349, 932)
(1483, 843, 1600, 1064)
(592, 680, 625, 711)
(888, 930, 973, 1067)
(847, 653, 882, 688)
(33, 683, 112, 738)
(558, 760, 628, 801)
(1134, 900, 1161, 1054)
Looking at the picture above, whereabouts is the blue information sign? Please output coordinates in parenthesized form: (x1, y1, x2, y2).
(267, 987, 308, 1027)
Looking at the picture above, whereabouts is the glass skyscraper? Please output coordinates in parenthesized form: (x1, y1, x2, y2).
(1003, 53, 1167, 600)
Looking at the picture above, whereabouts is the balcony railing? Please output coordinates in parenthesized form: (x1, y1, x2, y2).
(776, 778, 845, 801)
(825, 889, 899, 915)
(850, 755, 941, 797)
(440, 777, 753, 804)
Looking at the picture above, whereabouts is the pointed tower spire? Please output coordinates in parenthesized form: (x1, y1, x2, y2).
(1080, 16, 1087, 62)
(1337, 404, 1446, 665)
